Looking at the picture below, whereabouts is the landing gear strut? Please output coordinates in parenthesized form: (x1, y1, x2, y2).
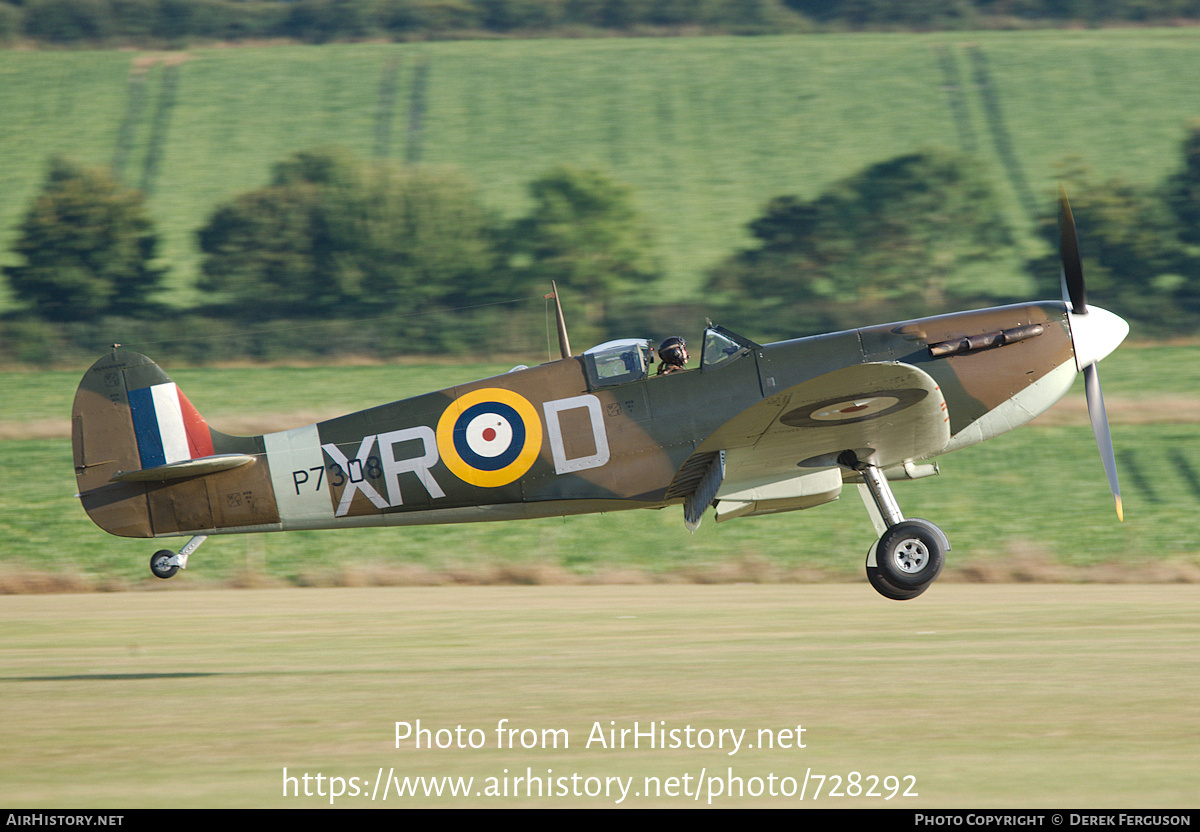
(149, 535, 208, 579)
(841, 452, 948, 600)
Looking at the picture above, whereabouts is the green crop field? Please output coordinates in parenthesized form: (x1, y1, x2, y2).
(4, 30, 1200, 308)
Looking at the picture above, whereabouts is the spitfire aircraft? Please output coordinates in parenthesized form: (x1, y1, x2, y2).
(72, 196, 1128, 600)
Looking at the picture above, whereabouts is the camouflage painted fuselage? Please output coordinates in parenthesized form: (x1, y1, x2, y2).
(73, 301, 1076, 540)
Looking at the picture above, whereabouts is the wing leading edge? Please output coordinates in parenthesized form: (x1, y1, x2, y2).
(692, 362, 950, 522)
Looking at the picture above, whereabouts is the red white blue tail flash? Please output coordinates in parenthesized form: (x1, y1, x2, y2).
(128, 382, 214, 469)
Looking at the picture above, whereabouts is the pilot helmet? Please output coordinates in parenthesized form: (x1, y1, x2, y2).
(658, 336, 687, 365)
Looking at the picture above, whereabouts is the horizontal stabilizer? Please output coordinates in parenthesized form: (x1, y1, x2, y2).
(110, 453, 255, 483)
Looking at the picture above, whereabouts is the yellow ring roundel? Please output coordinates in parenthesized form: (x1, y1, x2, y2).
(436, 388, 543, 488)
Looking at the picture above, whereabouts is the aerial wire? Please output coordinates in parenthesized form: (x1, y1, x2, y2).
(115, 295, 547, 351)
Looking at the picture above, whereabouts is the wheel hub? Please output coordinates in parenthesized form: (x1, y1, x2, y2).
(892, 538, 929, 573)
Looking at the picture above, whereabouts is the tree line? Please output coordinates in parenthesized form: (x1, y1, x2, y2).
(4, 0, 1200, 46)
(3, 150, 663, 361)
(5, 125, 1200, 364)
(707, 126, 1200, 341)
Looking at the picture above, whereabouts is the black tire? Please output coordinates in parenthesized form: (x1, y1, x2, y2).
(150, 550, 178, 580)
(876, 521, 945, 589)
(865, 564, 930, 601)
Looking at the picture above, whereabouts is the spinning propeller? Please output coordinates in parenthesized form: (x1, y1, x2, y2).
(1059, 190, 1128, 521)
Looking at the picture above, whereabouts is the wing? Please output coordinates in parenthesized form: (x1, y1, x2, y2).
(694, 362, 950, 522)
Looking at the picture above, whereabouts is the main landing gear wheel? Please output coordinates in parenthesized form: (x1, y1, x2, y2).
(876, 520, 945, 590)
(865, 562, 931, 601)
(850, 457, 950, 600)
(150, 550, 179, 580)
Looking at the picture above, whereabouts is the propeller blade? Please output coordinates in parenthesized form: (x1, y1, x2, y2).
(1059, 189, 1087, 314)
(1084, 363, 1123, 522)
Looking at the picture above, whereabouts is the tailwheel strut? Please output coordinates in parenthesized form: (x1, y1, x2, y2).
(149, 535, 208, 580)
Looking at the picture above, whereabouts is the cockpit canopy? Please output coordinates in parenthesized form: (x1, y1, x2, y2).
(581, 327, 758, 389)
(701, 326, 754, 371)
(583, 339, 653, 387)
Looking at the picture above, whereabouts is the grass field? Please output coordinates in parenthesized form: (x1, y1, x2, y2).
(4, 32, 1199, 812)
(1, 585, 1196, 807)
(1, 342, 1197, 586)
(4, 30, 1200, 307)
(7, 424, 1196, 586)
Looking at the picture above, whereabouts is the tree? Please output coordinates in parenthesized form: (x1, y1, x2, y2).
(197, 148, 500, 318)
(354, 166, 503, 310)
(196, 180, 336, 315)
(21, 0, 110, 42)
(1032, 165, 1188, 328)
(1165, 119, 1200, 247)
(705, 149, 1015, 338)
(505, 166, 661, 318)
(4, 156, 165, 321)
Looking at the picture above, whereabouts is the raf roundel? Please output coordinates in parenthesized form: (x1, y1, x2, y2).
(779, 389, 929, 428)
(436, 388, 543, 487)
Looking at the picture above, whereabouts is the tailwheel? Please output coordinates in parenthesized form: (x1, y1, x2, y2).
(150, 550, 179, 580)
(148, 535, 207, 579)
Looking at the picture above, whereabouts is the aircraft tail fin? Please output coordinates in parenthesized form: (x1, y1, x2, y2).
(72, 349, 224, 538)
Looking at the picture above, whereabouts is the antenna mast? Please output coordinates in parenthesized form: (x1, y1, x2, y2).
(550, 281, 572, 359)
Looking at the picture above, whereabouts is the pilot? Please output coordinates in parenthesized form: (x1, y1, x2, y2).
(656, 336, 688, 375)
